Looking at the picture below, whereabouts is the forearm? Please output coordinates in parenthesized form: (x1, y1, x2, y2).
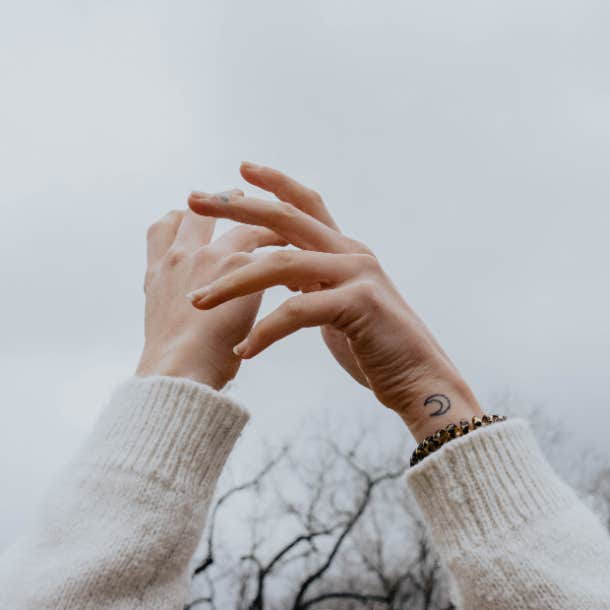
(406, 419, 610, 610)
(0, 376, 248, 610)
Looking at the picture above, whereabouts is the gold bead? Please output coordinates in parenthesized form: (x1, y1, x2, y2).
(434, 428, 450, 444)
(446, 423, 458, 438)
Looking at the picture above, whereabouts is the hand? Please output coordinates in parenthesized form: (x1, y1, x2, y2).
(136, 195, 285, 389)
(187, 163, 482, 440)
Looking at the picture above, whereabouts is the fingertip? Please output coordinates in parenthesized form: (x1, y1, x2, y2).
(233, 342, 249, 358)
(192, 299, 214, 310)
(240, 161, 268, 188)
(188, 194, 212, 215)
(240, 160, 261, 172)
(188, 199, 201, 214)
(188, 191, 203, 207)
(234, 336, 262, 359)
(189, 298, 203, 310)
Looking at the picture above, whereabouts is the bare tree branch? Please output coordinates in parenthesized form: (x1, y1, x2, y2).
(298, 590, 390, 608)
(192, 446, 288, 577)
(188, 422, 568, 609)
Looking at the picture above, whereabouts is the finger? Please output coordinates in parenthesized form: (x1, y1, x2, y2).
(173, 209, 216, 249)
(232, 290, 349, 359)
(188, 191, 361, 254)
(147, 209, 185, 265)
(240, 162, 339, 230)
(174, 189, 242, 247)
(239, 164, 372, 385)
(188, 251, 367, 309)
(208, 224, 287, 255)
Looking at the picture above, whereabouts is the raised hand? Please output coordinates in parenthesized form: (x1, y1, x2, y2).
(136, 195, 285, 390)
(187, 164, 482, 440)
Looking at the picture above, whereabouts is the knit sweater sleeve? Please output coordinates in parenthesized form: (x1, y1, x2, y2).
(0, 375, 249, 610)
(406, 419, 610, 610)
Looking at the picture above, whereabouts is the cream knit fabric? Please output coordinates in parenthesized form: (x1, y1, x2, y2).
(0, 376, 608, 609)
(0, 376, 249, 609)
(407, 420, 610, 609)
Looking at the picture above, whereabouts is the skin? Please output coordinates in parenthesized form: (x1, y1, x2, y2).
(136, 191, 286, 390)
(183, 162, 483, 442)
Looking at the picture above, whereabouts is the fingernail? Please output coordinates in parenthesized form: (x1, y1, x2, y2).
(186, 287, 208, 303)
(241, 160, 261, 171)
(190, 191, 210, 201)
(233, 341, 248, 357)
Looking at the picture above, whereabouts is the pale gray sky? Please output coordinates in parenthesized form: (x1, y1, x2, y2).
(1, 0, 609, 549)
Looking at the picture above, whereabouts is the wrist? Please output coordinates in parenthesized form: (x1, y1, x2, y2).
(136, 348, 228, 391)
(398, 375, 483, 443)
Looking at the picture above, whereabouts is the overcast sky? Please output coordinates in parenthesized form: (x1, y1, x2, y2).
(1, 0, 609, 549)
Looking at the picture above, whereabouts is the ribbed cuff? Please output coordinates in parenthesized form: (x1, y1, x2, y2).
(76, 375, 250, 496)
(406, 419, 579, 552)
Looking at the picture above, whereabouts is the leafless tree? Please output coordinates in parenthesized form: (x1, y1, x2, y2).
(185, 431, 454, 610)
(185, 416, 610, 610)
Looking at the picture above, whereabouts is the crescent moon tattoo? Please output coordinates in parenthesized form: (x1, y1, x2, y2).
(423, 394, 451, 417)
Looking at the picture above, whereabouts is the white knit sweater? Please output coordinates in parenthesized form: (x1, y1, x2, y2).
(0, 376, 608, 609)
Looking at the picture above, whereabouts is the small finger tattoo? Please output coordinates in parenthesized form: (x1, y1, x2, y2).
(215, 192, 231, 204)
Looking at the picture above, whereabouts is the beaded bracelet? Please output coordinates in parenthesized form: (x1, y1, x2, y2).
(410, 414, 507, 467)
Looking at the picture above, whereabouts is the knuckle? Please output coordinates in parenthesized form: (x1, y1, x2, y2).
(355, 252, 380, 273)
(268, 249, 295, 268)
(348, 238, 374, 255)
(283, 297, 304, 319)
(222, 251, 253, 271)
(307, 188, 324, 204)
(280, 202, 301, 219)
(164, 246, 188, 268)
(143, 268, 156, 292)
(353, 279, 381, 307)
